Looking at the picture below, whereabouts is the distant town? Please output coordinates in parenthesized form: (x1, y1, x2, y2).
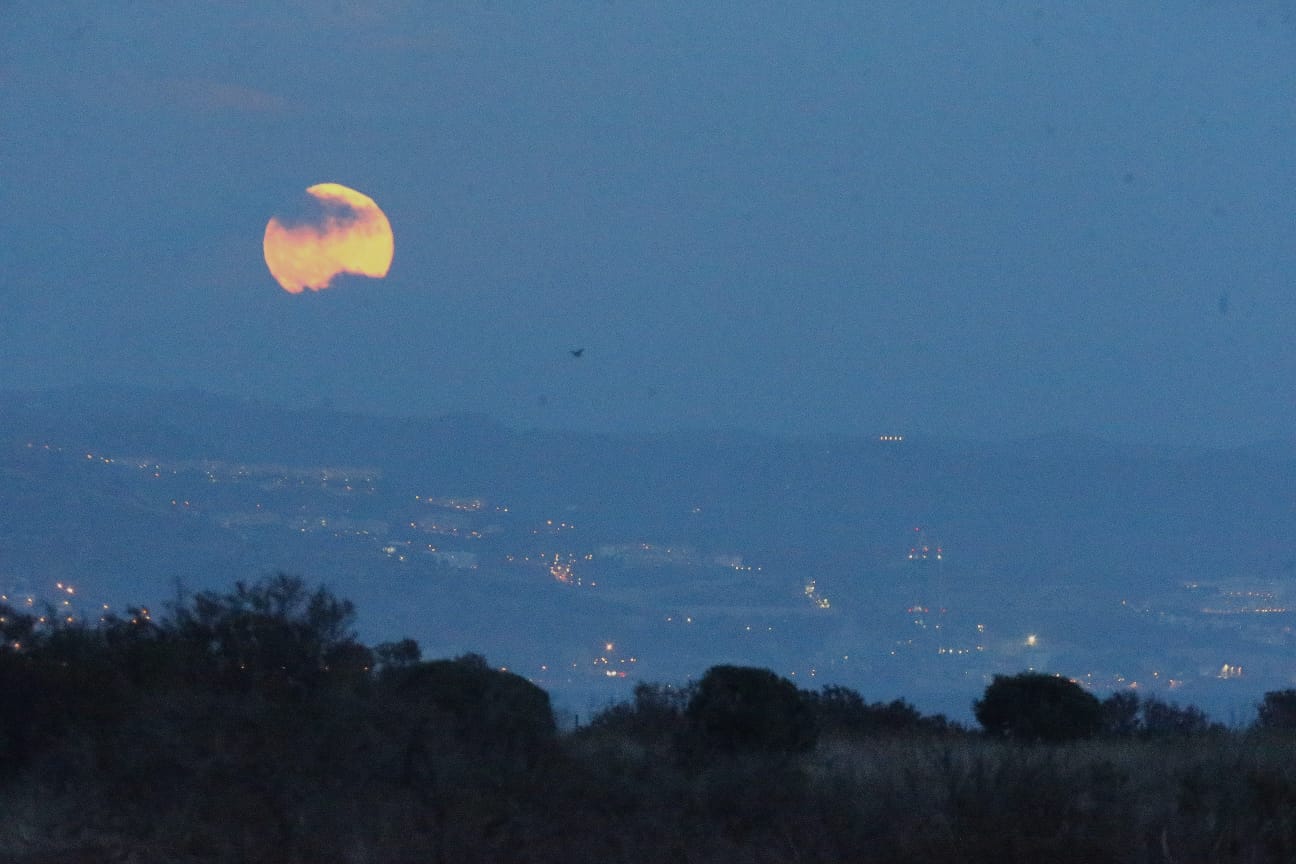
(4, 417, 1291, 722)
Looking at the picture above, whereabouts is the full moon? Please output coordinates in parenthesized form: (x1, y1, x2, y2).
(263, 183, 394, 294)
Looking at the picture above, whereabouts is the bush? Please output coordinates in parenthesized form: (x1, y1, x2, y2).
(806, 684, 956, 737)
(587, 681, 690, 741)
(1100, 691, 1141, 737)
(169, 573, 362, 693)
(1257, 690, 1296, 731)
(12, 575, 1296, 864)
(383, 653, 556, 772)
(374, 637, 422, 671)
(684, 665, 816, 756)
(1097, 691, 1221, 738)
(1141, 696, 1219, 737)
(974, 672, 1102, 743)
(0, 608, 132, 770)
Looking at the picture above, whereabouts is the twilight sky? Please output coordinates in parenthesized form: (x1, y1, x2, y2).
(2, 1, 1294, 445)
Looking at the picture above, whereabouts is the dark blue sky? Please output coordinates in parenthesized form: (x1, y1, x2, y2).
(3, 2, 1294, 444)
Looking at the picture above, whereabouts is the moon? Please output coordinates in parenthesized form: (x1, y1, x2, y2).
(263, 183, 394, 294)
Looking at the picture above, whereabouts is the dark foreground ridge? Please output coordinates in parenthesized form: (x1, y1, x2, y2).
(4, 575, 1296, 864)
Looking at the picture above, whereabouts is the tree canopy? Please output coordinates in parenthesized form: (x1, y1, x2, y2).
(974, 672, 1103, 742)
(685, 664, 818, 755)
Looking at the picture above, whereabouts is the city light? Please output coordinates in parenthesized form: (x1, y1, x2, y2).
(9, 429, 1289, 714)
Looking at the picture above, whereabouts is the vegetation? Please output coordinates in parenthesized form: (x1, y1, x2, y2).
(974, 671, 1104, 742)
(684, 664, 818, 756)
(1256, 689, 1296, 731)
(2, 576, 1295, 862)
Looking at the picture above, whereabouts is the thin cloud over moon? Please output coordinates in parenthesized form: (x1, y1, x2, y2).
(263, 183, 394, 294)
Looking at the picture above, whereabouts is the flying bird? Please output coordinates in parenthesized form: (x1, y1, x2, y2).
(570, 348, 585, 358)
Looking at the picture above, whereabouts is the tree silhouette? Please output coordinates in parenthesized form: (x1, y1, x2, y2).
(804, 684, 953, 737)
(1257, 690, 1296, 731)
(169, 572, 361, 692)
(975, 672, 1102, 742)
(1141, 696, 1218, 737)
(1100, 691, 1141, 737)
(383, 652, 556, 775)
(685, 664, 816, 755)
(588, 681, 691, 742)
(375, 637, 422, 672)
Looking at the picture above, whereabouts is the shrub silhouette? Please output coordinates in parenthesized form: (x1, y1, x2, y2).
(805, 684, 955, 737)
(685, 664, 816, 755)
(1100, 690, 1141, 737)
(974, 672, 1102, 742)
(588, 681, 690, 741)
(375, 636, 422, 670)
(382, 652, 556, 773)
(0, 574, 372, 776)
(1, 576, 1291, 864)
(168, 573, 362, 693)
(1097, 691, 1221, 738)
(1141, 696, 1219, 737)
(0, 604, 131, 770)
(1257, 689, 1296, 731)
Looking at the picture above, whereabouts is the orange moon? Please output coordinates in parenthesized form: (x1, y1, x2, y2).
(263, 183, 394, 294)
